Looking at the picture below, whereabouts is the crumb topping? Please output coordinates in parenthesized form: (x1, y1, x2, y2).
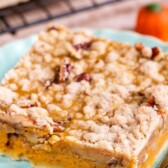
(0, 26, 168, 160)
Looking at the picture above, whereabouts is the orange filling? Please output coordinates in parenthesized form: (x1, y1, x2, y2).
(0, 128, 167, 168)
(139, 129, 168, 168)
(0, 130, 104, 168)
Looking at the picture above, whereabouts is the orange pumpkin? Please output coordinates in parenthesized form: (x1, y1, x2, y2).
(135, 3, 168, 41)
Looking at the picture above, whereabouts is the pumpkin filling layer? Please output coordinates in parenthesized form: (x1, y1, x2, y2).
(0, 26, 168, 168)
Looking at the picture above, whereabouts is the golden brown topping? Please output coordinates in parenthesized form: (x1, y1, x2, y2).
(77, 73, 91, 82)
(152, 47, 160, 59)
(0, 26, 166, 164)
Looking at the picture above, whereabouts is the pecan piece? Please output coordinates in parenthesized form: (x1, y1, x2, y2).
(145, 96, 164, 115)
(145, 95, 155, 107)
(135, 43, 144, 52)
(20, 103, 37, 109)
(18, 99, 38, 109)
(107, 160, 119, 167)
(77, 73, 91, 82)
(151, 47, 160, 59)
(54, 117, 72, 126)
(135, 43, 160, 59)
(43, 63, 73, 87)
(157, 108, 164, 115)
(74, 42, 91, 51)
(66, 63, 74, 73)
(53, 125, 65, 132)
(54, 63, 74, 83)
(137, 92, 144, 97)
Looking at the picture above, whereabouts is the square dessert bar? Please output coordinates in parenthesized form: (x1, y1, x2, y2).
(0, 25, 168, 168)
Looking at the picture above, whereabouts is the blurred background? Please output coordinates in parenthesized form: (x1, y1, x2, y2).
(0, 0, 168, 167)
(0, 0, 167, 45)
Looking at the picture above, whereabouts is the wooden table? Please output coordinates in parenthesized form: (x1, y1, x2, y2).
(0, 0, 168, 167)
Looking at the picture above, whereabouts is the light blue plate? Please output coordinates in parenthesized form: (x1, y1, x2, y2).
(0, 29, 168, 168)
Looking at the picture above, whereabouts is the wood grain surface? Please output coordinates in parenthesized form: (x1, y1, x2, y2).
(0, 0, 168, 167)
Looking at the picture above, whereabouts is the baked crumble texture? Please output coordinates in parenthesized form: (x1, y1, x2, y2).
(0, 26, 168, 168)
